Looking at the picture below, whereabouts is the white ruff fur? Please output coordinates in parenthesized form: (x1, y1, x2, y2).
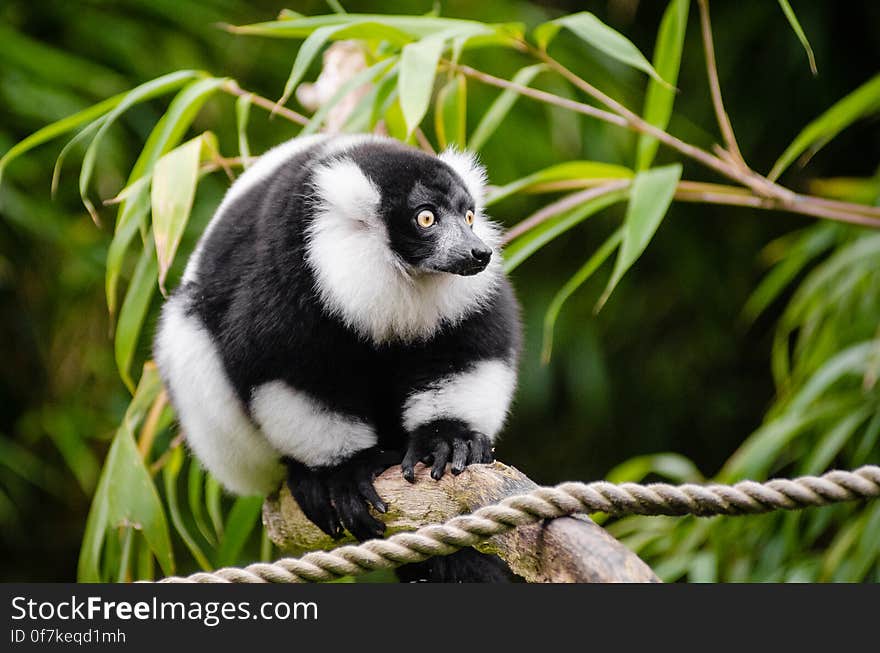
(402, 359, 517, 439)
(306, 147, 503, 343)
(251, 381, 378, 468)
(155, 297, 284, 496)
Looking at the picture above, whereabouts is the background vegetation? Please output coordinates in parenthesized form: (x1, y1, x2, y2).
(1, 0, 878, 582)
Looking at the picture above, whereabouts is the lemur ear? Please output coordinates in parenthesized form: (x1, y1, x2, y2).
(438, 147, 487, 208)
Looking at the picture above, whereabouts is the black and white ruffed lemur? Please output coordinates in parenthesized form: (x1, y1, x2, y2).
(154, 135, 522, 581)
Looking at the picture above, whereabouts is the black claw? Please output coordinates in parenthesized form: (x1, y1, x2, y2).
(430, 440, 451, 480)
(451, 439, 468, 474)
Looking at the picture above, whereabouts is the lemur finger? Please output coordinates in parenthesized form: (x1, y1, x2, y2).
(478, 434, 495, 463)
(451, 439, 468, 475)
(356, 477, 387, 514)
(466, 436, 485, 465)
(430, 440, 451, 480)
(291, 482, 341, 539)
(334, 488, 384, 541)
(401, 446, 420, 483)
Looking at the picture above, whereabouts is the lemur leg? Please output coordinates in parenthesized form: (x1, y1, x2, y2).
(251, 380, 396, 540)
(400, 359, 516, 483)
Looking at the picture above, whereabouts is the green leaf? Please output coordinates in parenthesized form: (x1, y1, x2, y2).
(777, 0, 817, 76)
(769, 74, 880, 181)
(598, 164, 681, 309)
(301, 58, 396, 135)
(277, 23, 413, 109)
(235, 93, 253, 165)
(115, 238, 158, 393)
(801, 407, 871, 475)
(635, 0, 689, 170)
(105, 76, 225, 318)
(606, 452, 705, 484)
(468, 64, 545, 152)
(151, 135, 204, 293)
(541, 228, 622, 362)
(486, 160, 634, 206)
(399, 38, 445, 136)
(434, 73, 466, 149)
(78, 70, 203, 222)
(206, 474, 224, 541)
(163, 446, 213, 571)
(78, 365, 173, 581)
(216, 496, 263, 567)
(231, 14, 522, 43)
(503, 188, 628, 273)
(187, 460, 217, 547)
(534, 12, 666, 83)
(0, 91, 127, 185)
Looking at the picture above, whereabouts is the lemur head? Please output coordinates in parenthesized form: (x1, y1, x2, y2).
(306, 136, 503, 342)
(332, 139, 494, 276)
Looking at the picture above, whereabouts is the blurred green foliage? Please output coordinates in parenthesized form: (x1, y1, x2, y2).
(0, 0, 878, 582)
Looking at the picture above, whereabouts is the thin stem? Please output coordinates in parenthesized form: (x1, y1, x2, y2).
(698, 0, 746, 168)
(222, 80, 309, 126)
(451, 62, 627, 127)
(501, 181, 631, 245)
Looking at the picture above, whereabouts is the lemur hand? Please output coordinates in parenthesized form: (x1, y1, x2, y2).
(401, 419, 494, 483)
(283, 447, 399, 541)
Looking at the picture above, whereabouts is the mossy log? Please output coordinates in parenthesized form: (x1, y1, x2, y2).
(263, 461, 660, 583)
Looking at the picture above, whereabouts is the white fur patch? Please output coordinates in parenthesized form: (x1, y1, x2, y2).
(154, 297, 284, 496)
(251, 381, 377, 468)
(438, 147, 488, 207)
(183, 134, 329, 284)
(401, 359, 517, 439)
(306, 151, 504, 344)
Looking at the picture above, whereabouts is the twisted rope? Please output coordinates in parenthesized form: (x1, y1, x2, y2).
(159, 464, 880, 583)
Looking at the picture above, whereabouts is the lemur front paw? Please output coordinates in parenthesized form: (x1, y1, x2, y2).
(401, 419, 494, 483)
(283, 448, 400, 541)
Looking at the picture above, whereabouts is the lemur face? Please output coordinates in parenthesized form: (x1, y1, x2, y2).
(394, 176, 491, 277)
(346, 143, 494, 277)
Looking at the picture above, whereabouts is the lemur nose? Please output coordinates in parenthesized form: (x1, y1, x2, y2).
(471, 247, 492, 265)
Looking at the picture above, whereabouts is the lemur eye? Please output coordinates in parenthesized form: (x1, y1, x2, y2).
(465, 210, 475, 226)
(417, 210, 435, 228)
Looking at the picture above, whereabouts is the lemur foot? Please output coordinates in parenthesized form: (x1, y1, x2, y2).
(401, 419, 494, 483)
(283, 447, 400, 541)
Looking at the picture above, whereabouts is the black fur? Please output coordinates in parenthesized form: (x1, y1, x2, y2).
(170, 137, 521, 580)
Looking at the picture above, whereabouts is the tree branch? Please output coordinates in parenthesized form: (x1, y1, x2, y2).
(263, 461, 660, 583)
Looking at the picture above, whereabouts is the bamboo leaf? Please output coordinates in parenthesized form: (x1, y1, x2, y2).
(486, 160, 633, 206)
(598, 164, 682, 309)
(78, 70, 203, 222)
(302, 58, 396, 135)
(151, 136, 204, 293)
(231, 14, 522, 42)
(399, 38, 445, 136)
(205, 474, 224, 541)
(503, 188, 628, 273)
(187, 460, 216, 546)
(469, 64, 545, 152)
(115, 238, 158, 393)
(636, 0, 689, 170)
(78, 365, 173, 581)
(105, 76, 225, 318)
(0, 92, 127, 185)
(769, 74, 880, 181)
(163, 446, 213, 570)
(777, 0, 817, 76)
(535, 12, 666, 84)
(216, 496, 263, 567)
(434, 73, 466, 149)
(541, 228, 622, 362)
(235, 93, 252, 165)
(606, 452, 705, 484)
